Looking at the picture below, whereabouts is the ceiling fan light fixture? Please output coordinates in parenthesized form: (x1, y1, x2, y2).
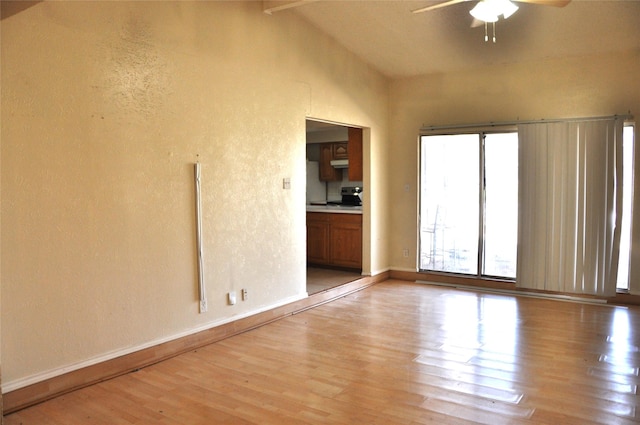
(469, 0, 518, 22)
(500, 0, 519, 19)
(469, 1, 499, 22)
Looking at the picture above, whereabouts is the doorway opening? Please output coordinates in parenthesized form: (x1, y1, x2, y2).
(305, 119, 364, 294)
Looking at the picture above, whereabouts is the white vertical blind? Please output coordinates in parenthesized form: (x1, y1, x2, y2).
(517, 119, 624, 296)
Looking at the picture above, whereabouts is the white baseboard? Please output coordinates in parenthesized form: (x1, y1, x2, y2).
(2, 292, 308, 394)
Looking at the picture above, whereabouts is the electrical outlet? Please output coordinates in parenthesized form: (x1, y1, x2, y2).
(228, 291, 236, 305)
(242, 288, 248, 301)
(199, 299, 208, 313)
(283, 177, 291, 190)
(403, 248, 409, 258)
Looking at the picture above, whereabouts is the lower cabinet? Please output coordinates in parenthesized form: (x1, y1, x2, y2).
(307, 212, 362, 269)
(307, 217, 330, 265)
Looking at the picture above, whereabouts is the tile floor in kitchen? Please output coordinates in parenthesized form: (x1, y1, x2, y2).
(306, 266, 362, 294)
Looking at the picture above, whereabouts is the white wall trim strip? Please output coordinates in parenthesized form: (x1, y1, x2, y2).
(194, 162, 207, 313)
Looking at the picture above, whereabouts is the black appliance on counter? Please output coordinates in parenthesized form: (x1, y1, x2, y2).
(341, 186, 362, 206)
(326, 186, 362, 207)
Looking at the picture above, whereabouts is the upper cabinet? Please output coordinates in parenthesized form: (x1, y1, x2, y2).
(333, 142, 348, 159)
(319, 143, 342, 181)
(348, 127, 363, 181)
(309, 121, 363, 182)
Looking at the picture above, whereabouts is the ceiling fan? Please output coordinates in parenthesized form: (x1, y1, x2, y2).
(412, 0, 570, 16)
(412, 0, 571, 42)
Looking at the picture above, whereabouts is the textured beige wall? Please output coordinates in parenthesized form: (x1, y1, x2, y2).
(1, 1, 389, 387)
(388, 50, 640, 292)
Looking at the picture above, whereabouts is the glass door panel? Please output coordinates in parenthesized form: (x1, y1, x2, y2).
(483, 133, 518, 278)
(420, 134, 480, 274)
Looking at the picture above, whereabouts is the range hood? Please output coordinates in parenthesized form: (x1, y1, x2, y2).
(330, 159, 349, 168)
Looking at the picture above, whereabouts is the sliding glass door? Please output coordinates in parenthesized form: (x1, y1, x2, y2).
(419, 132, 518, 279)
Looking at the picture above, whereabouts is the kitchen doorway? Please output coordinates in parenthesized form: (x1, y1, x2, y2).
(305, 119, 364, 295)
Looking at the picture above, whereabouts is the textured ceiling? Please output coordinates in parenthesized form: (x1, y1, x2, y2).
(285, 0, 640, 79)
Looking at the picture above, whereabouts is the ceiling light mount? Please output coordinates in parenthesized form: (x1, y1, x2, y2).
(469, 0, 519, 22)
(469, 0, 517, 42)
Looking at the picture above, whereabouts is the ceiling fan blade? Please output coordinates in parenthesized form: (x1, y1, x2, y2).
(412, 0, 471, 14)
(512, 0, 571, 7)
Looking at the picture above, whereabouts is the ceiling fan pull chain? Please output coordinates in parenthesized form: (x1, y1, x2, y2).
(493, 22, 496, 43)
(484, 21, 488, 42)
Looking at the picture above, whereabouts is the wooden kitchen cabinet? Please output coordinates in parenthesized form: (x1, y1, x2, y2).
(348, 127, 363, 181)
(329, 214, 362, 268)
(333, 142, 348, 159)
(306, 215, 330, 264)
(316, 128, 363, 182)
(307, 212, 362, 270)
(319, 143, 341, 181)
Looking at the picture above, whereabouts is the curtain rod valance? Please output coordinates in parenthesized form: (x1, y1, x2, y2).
(420, 114, 633, 133)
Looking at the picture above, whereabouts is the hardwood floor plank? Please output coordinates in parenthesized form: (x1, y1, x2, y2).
(5, 280, 640, 424)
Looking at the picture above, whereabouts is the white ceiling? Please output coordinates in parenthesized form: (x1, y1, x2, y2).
(281, 0, 640, 79)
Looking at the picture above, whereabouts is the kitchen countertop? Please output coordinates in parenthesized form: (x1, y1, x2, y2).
(307, 204, 363, 214)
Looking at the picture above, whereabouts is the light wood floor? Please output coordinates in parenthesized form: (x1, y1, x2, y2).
(5, 280, 640, 424)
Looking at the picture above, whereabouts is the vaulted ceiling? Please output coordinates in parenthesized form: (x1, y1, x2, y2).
(3, 1, 639, 79)
(268, 0, 640, 79)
